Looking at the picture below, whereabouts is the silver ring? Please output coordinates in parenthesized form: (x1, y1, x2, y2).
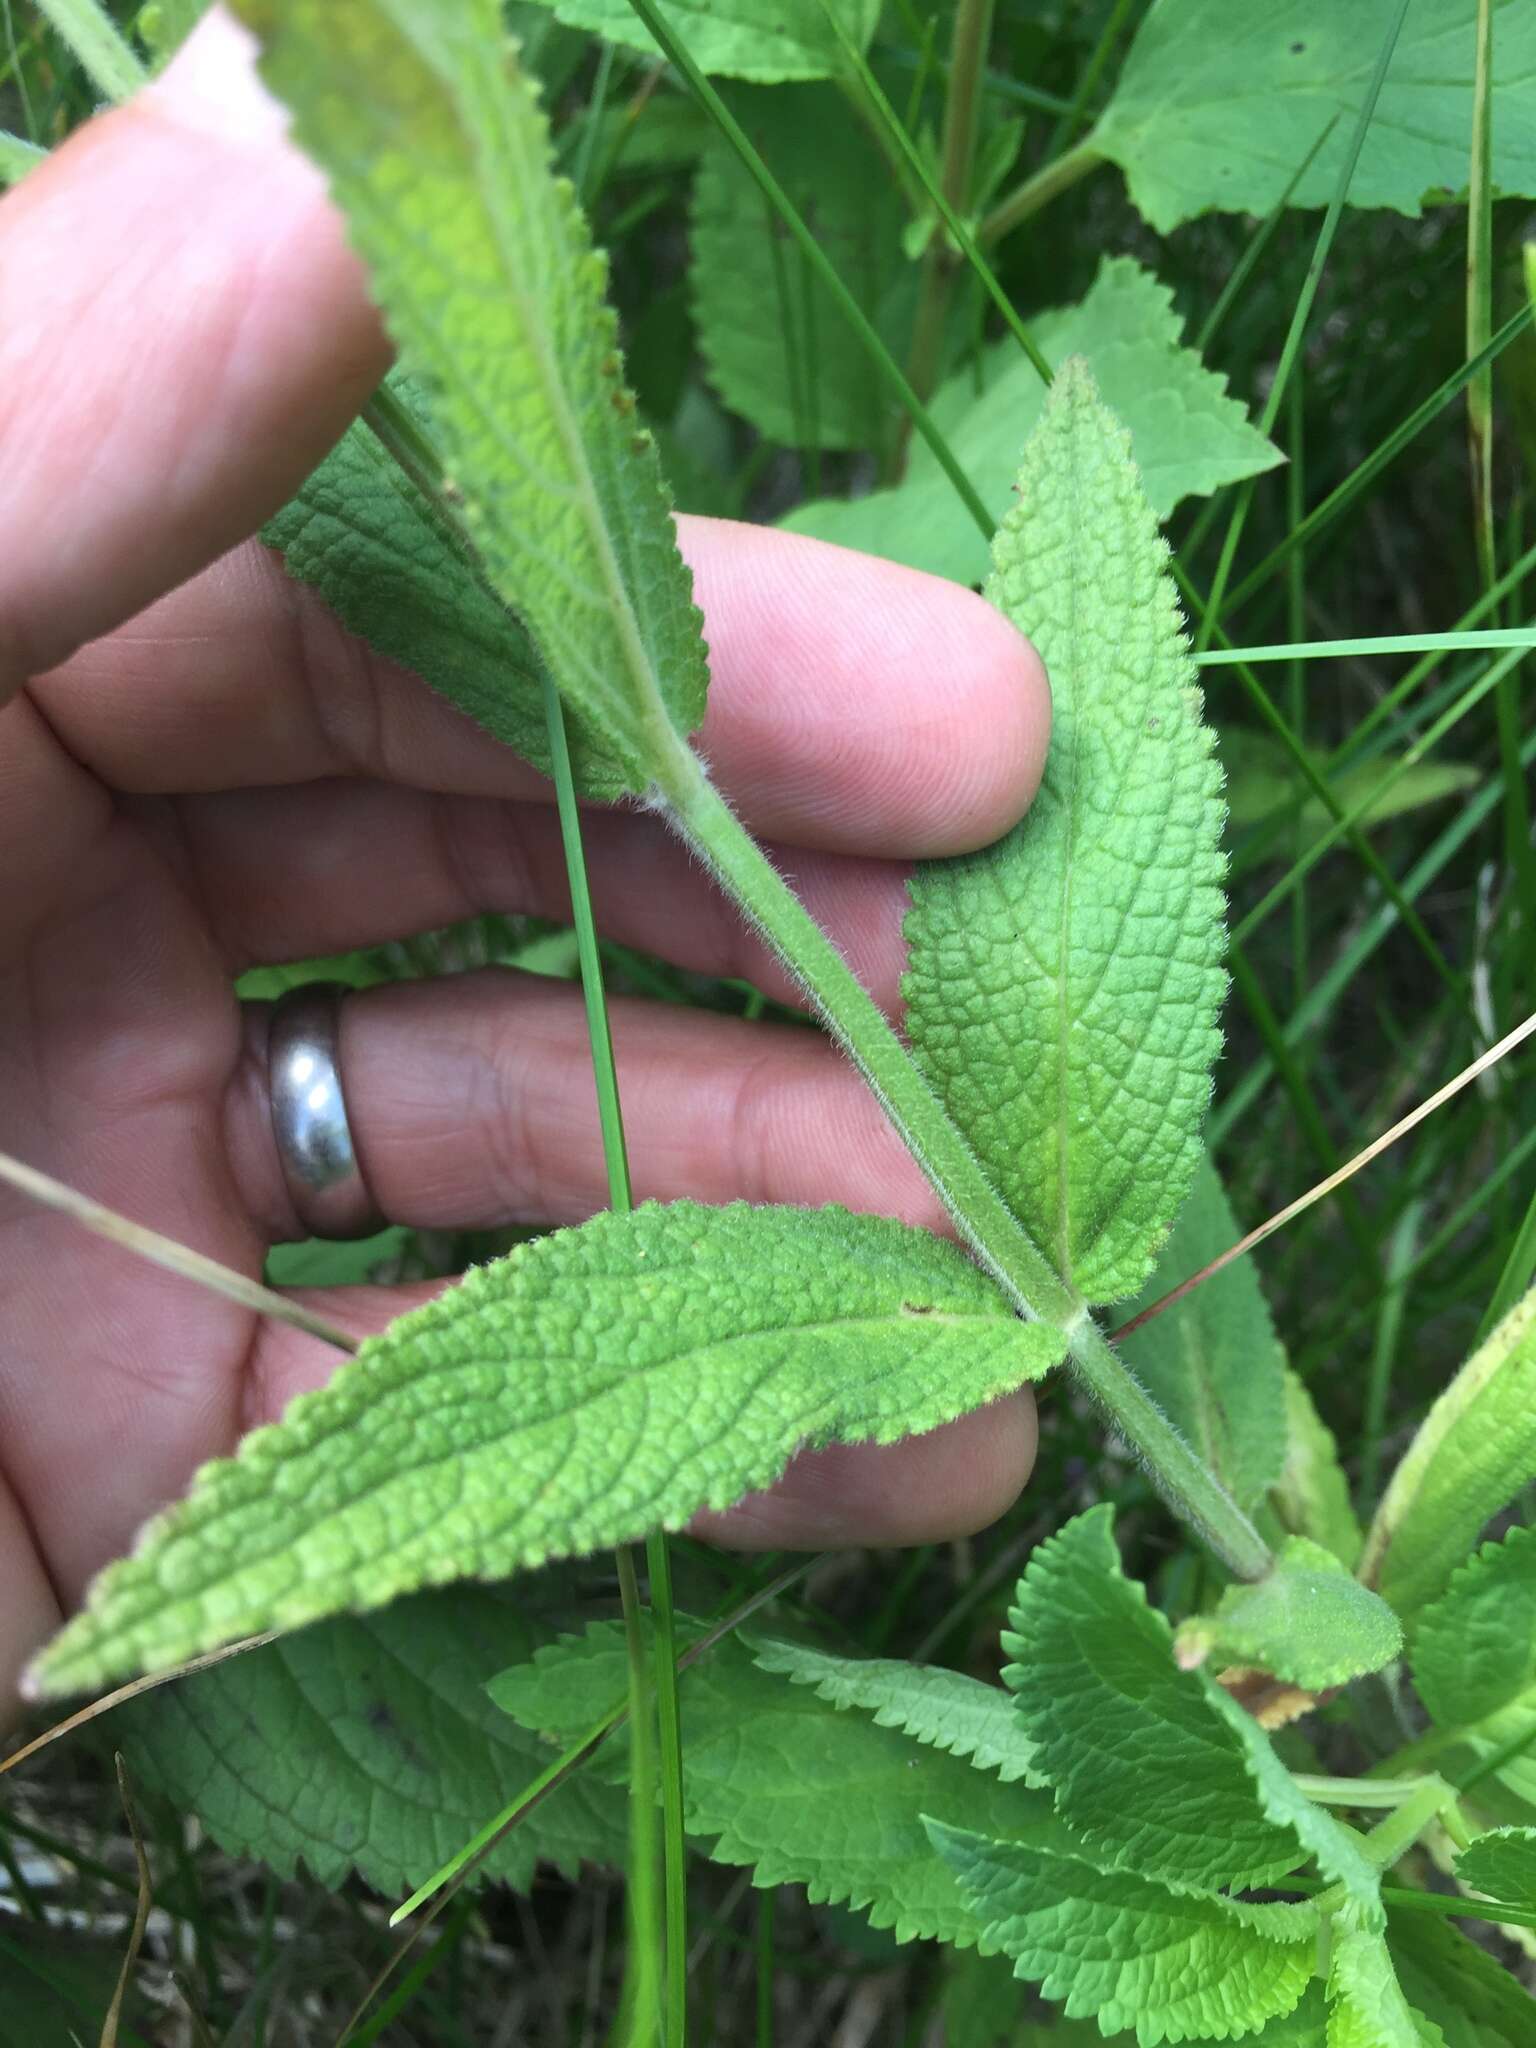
(267, 982, 384, 1240)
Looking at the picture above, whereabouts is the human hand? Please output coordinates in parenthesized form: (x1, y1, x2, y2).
(0, 11, 1050, 1719)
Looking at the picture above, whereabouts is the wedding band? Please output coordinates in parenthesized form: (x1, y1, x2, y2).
(267, 983, 384, 1240)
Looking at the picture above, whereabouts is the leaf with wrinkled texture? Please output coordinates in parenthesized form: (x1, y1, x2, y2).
(928, 1820, 1317, 2048)
(33, 1203, 1060, 1695)
(1120, 1154, 1288, 1512)
(120, 1580, 625, 1894)
(1412, 1530, 1536, 1826)
(521, 0, 880, 81)
(1362, 1287, 1536, 1627)
(1175, 1536, 1401, 1691)
(691, 83, 910, 450)
(1326, 1927, 1439, 2048)
(231, 0, 707, 794)
(1455, 1829, 1536, 1910)
(904, 358, 1226, 1304)
(1000, 1506, 1304, 1892)
(1269, 1370, 1363, 1568)
(1090, 0, 1536, 233)
(265, 379, 627, 797)
(1389, 1909, 1536, 2048)
(786, 257, 1279, 586)
(492, 1625, 1069, 1947)
(745, 1634, 1046, 1785)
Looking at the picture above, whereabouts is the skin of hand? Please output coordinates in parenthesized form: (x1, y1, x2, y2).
(0, 10, 1052, 1730)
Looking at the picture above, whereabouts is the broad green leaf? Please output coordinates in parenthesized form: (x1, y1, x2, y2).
(1090, 0, 1536, 233)
(928, 1820, 1317, 2047)
(691, 84, 909, 450)
(119, 1580, 625, 1894)
(1415, 1528, 1536, 1733)
(264, 379, 627, 798)
(1225, 733, 1481, 853)
(33, 1203, 1060, 1695)
(1361, 1286, 1536, 1627)
(785, 258, 1280, 586)
(1119, 1155, 1288, 1512)
(1194, 1675, 1382, 1927)
(1388, 1911, 1536, 2048)
(522, 0, 879, 81)
(1269, 1370, 1363, 1569)
(1456, 1828, 1536, 1909)
(231, 0, 708, 794)
(1174, 1536, 1401, 1692)
(1326, 1926, 1439, 2048)
(1000, 1507, 1303, 1892)
(904, 359, 1226, 1304)
(493, 1625, 1068, 1947)
(1412, 1530, 1536, 1824)
(939, 1971, 1331, 2048)
(745, 1634, 1046, 1785)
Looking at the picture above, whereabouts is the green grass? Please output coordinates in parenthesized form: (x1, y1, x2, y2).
(6, 0, 1536, 2037)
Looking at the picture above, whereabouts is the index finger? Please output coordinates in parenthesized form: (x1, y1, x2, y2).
(0, 10, 389, 699)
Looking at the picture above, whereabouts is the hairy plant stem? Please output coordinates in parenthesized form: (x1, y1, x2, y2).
(35, 0, 143, 102)
(655, 739, 1273, 1581)
(977, 139, 1102, 248)
(903, 0, 994, 416)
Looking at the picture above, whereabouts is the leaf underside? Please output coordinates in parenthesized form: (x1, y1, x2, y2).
(34, 1203, 1059, 1696)
(1179, 1535, 1402, 1692)
(233, 0, 708, 793)
(1092, 0, 1536, 232)
(1363, 1285, 1536, 1627)
(1119, 1153, 1288, 1513)
(786, 257, 1281, 584)
(904, 358, 1226, 1306)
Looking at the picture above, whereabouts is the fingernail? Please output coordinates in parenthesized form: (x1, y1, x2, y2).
(144, 5, 289, 147)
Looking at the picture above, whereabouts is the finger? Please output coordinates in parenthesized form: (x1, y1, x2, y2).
(225, 972, 949, 1243)
(38, 516, 1050, 858)
(252, 1287, 1037, 1550)
(162, 781, 910, 1012)
(0, 11, 389, 698)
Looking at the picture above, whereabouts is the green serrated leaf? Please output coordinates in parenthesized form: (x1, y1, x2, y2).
(1175, 1537, 1401, 1691)
(1090, 0, 1536, 233)
(927, 1820, 1317, 2048)
(1455, 1828, 1536, 1909)
(904, 358, 1226, 1305)
(523, 0, 879, 81)
(264, 377, 627, 798)
(1415, 1528, 1536, 1735)
(785, 257, 1280, 585)
(691, 83, 910, 450)
(1119, 1155, 1288, 1512)
(1389, 1908, 1536, 2048)
(120, 1580, 625, 1894)
(1000, 1506, 1303, 1891)
(1412, 1530, 1536, 1823)
(33, 1203, 1060, 1695)
(1269, 1371, 1363, 1569)
(231, 0, 707, 794)
(493, 1625, 1068, 1947)
(1361, 1287, 1536, 1627)
(745, 1634, 1046, 1785)
(1326, 1926, 1439, 2048)
(1194, 1676, 1382, 1926)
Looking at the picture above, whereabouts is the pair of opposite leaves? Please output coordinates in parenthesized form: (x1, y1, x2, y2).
(31, 0, 1224, 1698)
